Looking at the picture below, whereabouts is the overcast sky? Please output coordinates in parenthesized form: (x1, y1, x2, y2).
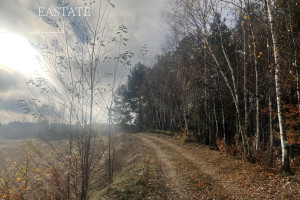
(0, 0, 167, 123)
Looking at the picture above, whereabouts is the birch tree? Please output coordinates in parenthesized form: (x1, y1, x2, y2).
(266, 0, 290, 172)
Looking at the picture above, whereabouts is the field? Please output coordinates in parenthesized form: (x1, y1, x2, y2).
(1, 134, 300, 199)
(0, 135, 116, 199)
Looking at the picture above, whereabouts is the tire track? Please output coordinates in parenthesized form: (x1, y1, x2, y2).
(137, 135, 195, 199)
(137, 133, 259, 199)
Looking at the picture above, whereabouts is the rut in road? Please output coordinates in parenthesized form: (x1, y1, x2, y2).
(137, 135, 193, 199)
(135, 133, 268, 200)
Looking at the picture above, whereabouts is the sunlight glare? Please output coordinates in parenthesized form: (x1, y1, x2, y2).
(0, 30, 45, 76)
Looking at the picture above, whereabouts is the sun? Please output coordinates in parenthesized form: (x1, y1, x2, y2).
(0, 30, 45, 76)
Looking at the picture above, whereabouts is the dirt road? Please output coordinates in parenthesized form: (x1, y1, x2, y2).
(134, 133, 300, 200)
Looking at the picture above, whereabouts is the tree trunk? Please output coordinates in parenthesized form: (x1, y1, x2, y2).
(213, 97, 219, 139)
(108, 108, 113, 184)
(242, 24, 249, 149)
(250, 28, 260, 151)
(208, 110, 212, 146)
(138, 96, 143, 131)
(217, 24, 250, 156)
(266, 0, 290, 173)
(204, 47, 209, 143)
(183, 106, 189, 133)
(220, 95, 226, 143)
(296, 52, 300, 114)
(68, 103, 73, 199)
(268, 93, 274, 165)
(207, 40, 249, 156)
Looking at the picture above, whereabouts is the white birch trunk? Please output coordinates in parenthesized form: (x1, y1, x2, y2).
(250, 28, 260, 151)
(266, 0, 290, 172)
(243, 26, 249, 146)
(207, 42, 249, 155)
(218, 25, 250, 156)
(269, 93, 274, 164)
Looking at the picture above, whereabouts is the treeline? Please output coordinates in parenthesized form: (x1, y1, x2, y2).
(0, 121, 109, 140)
(0, 121, 74, 140)
(114, 0, 300, 172)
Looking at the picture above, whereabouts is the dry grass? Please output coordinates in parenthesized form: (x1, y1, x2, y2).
(92, 134, 168, 200)
(1, 134, 299, 199)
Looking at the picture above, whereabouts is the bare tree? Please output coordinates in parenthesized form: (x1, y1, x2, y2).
(266, 0, 290, 172)
(25, 0, 133, 198)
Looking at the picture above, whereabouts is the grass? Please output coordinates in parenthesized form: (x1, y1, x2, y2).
(92, 135, 168, 200)
(150, 129, 175, 136)
(94, 158, 166, 200)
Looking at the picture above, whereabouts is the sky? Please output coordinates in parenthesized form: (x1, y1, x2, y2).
(0, 0, 167, 123)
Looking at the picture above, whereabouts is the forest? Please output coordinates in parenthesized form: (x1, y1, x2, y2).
(114, 0, 300, 172)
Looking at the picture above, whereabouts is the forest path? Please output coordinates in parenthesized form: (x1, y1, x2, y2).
(134, 133, 299, 199)
(137, 134, 193, 199)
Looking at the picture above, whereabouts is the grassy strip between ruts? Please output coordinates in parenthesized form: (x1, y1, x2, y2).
(152, 138, 228, 199)
(94, 157, 167, 200)
(91, 135, 168, 200)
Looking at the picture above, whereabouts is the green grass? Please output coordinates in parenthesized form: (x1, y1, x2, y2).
(151, 129, 175, 136)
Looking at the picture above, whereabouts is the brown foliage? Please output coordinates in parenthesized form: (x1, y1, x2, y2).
(216, 138, 247, 160)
